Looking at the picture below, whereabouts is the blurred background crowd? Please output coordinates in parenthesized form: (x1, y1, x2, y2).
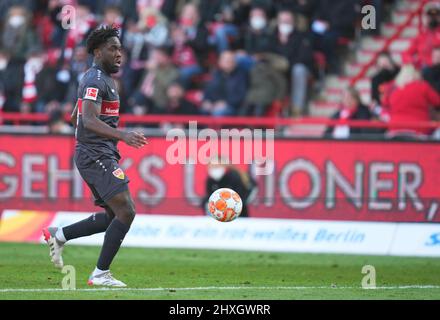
(1, 0, 440, 139)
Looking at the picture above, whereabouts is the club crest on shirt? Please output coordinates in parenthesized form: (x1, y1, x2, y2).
(85, 87, 99, 100)
(112, 168, 125, 179)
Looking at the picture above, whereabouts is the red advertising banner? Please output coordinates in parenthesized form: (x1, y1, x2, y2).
(0, 134, 439, 222)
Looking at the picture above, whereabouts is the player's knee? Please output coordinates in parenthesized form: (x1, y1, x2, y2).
(121, 201, 136, 225)
(122, 208, 135, 225)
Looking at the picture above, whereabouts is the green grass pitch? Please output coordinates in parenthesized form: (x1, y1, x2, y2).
(0, 242, 439, 300)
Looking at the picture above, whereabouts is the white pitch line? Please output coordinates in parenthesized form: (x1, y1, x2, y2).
(1, 285, 440, 293)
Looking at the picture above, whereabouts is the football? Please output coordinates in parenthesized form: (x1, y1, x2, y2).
(207, 188, 243, 222)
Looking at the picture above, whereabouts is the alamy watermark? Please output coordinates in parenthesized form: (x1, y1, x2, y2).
(361, 265, 376, 289)
(61, 265, 76, 290)
(61, 5, 76, 30)
(165, 121, 274, 176)
(361, 5, 377, 30)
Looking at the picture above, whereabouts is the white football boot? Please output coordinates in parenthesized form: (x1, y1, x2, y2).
(42, 227, 64, 269)
(87, 271, 127, 287)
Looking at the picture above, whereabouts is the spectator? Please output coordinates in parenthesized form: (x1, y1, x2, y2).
(311, 0, 359, 74)
(325, 87, 374, 139)
(62, 45, 90, 112)
(403, 2, 440, 69)
(34, 50, 70, 114)
(385, 65, 440, 138)
(171, 2, 208, 88)
(240, 52, 287, 116)
(22, 49, 45, 111)
(102, 6, 124, 29)
(202, 50, 248, 116)
(0, 49, 24, 112)
(1, 5, 41, 62)
(274, 0, 318, 29)
(243, 6, 273, 56)
(128, 46, 179, 115)
(0, 1, 33, 23)
(136, 6, 170, 48)
(165, 81, 201, 115)
(271, 8, 315, 116)
(202, 158, 257, 218)
(371, 51, 400, 106)
(48, 109, 71, 134)
(95, 0, 138, 23)
(201, 1, 240, 53)
(423, 46, 440, 93)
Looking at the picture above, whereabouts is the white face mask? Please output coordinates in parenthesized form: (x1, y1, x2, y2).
(0, 59, 7, 71)
(26, 58, 44, 73)
(56, 69, 71, 83)
(250, 16, 266, 30)
(209, 167, 226, 181)
(8, 15, 25, 28)
(279, 23, 293, 35)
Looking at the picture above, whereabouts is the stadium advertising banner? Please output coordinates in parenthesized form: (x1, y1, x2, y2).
(0, 134, 439, 222)
(1, 210, 439, 257)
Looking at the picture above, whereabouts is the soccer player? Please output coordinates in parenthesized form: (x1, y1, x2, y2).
(42, 26, 148, 287)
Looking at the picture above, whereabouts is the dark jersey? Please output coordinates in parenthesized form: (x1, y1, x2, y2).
(75, 64, 121, 161)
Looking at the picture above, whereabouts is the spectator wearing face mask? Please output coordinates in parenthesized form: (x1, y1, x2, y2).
(34, 50, 66, 114)
(1, 5, 41, 62)
(202, 160, 257, 218)
(403, 2, 440, 69)
(244, 6, 273, 56)
(270, 8, 315, 116)
(311, 0, 358, 74)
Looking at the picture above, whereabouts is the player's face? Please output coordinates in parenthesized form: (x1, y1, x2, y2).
(101, 37, 122, 74)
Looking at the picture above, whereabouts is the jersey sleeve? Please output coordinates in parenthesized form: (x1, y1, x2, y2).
(80, 77, 106, 105)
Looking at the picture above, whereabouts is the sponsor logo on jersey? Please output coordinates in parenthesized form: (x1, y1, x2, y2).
(104, 107, 119, 114)
(84, 87, 99, 101)
(112, 168, 125, 179)
(100, 100, 120, 116)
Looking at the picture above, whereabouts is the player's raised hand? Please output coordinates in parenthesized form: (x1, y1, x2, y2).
(122, 131, 148, 148)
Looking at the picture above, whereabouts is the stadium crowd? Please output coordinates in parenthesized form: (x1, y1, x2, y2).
(0, 1, 369, 118)
(0, 0, 440, 139)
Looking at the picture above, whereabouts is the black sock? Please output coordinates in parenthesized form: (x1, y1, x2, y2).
(62, 212, 113, 241)
(96, 218, 130, 271)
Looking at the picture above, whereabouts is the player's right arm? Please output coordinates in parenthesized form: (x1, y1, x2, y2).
(82, 99, 147, 148)
(71, 101, 78, 128)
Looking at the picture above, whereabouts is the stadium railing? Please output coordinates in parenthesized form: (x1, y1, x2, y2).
(0, 112, 439, 132)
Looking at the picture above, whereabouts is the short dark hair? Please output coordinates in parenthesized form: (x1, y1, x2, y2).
(86, 25, 120, 55)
